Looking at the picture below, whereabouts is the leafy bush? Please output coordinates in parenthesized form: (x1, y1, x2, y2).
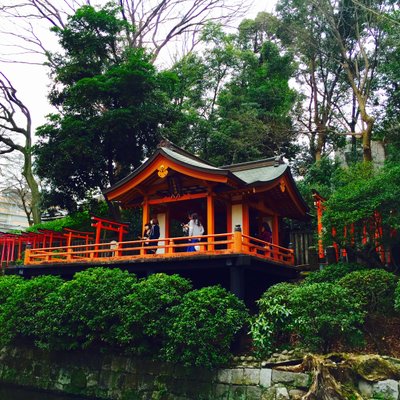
(250, 282, 296, 357)
(289, 283, 365, 352)
(339, 269, 398, 314)
(163, 286, 249, 367)
(36, 268, 136, 350)
(0, 275, 24, 306)
(26, 211, 91, 232)
(118, 273, 192, 354)
(394, 281, 400, 312)
(251, 295, 292, 358)
(304, 262, 367, 284)
(0, 275, 63, 346)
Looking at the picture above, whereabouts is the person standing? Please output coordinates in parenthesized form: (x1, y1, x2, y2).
(186, 212, 204, 252)
(149, 218, 160, 254)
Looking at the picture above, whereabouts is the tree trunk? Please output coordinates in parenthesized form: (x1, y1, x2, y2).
(22, 150, 41, 225)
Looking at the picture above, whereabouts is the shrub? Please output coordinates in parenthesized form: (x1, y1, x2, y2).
(289, 283, 365, 352)
(118, 273, 192, 354)
(394, 281, 400, 312)
(162, 286, 248, 367)
(36, 267, 136, 350)
(304, 262, 367, 284)
(250, 282, 296, 357)
(0, 275, 24, 306)
(339, 269, 398, 315)
(0, 275, 63, 346)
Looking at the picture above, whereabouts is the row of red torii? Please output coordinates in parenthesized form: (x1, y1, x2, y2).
(0, 216, 128, 268)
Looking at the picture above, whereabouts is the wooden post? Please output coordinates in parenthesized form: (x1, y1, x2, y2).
(142, 196, 149, 238)
(24, 248, 31, 265)
(207, 192, 214, 251)
(272, 214, 279, 245)
(233, 225, 242, 252)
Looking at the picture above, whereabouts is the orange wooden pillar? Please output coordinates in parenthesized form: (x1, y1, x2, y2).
(142, 196, 150, 237)
(207, 192, 215, 250)
(315, 198, 324, 259)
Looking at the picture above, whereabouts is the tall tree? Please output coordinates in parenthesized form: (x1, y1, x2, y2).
(0, 73, 41, 224)
(35, 5, 176, 212)
(310, 0, 396, 162)
(0, 0, 249, 65)
(209, 40, 297, 165)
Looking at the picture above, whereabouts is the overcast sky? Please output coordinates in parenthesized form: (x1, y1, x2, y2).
(0, 1, 277, 135)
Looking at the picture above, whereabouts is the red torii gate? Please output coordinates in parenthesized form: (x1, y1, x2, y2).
(91, 216, 129, 243)
(313, 190, 393, 264)
(63, 228, 94, 247)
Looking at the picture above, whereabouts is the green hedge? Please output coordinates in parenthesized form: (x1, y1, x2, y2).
(163, 286, 249, 367)
(0, 269, 248, 367)
(304, 262, 368, 284)
(338, 269, 398, 314)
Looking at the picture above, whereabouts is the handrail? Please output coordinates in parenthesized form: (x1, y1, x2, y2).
(23, 231, 295, 266)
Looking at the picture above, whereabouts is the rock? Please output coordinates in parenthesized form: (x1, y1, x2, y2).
(288, 350, 295, 356)
(276, 386, 290, 399)
(282, 350, 288, 355)
(216, 369, 231, 384)
(353, 355, 400, 381)
(288, 389, 307, 399)
(261, 361, 268, 367)
(260, 369, 272, 388)
(372, 379, 399, 400)
(272, 370, 310, 388)
(243, 368, 260, 385)
(272, 353, 280, 358)
(358, 379, 373, 398)
(230, 368, 244, 385)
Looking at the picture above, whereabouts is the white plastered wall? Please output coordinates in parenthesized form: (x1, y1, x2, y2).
(231, 204, 243, 232)
(156, 213, 166, 254)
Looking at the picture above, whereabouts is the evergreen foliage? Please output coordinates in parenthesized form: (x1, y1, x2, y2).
(0, 270, 247, 368)
(163, 286, 248, 367)
(338, 269, 398, 315)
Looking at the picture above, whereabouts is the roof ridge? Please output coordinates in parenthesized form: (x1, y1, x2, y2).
(220, 156, 285, 171)
(157, 139, 215, 167)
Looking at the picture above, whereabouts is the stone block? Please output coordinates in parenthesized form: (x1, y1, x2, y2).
(217, 368, 232, 384)
(276, 386, 290, 399)
(246, 385, 263, 400)
(230, 368, 245, 385)
(358, 379, 373, 398)
(261, 386, 277, 400)
(243, 368, 260, 385)
(272, 370, 309, 388)
(215, 383, 230, 399)
(260, 369, 272, 388)
(229, 385, 247, 400)
(372, 379, 399, 400)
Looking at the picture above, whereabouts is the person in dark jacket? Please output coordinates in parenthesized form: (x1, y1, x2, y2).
(148, 218, 160, 254)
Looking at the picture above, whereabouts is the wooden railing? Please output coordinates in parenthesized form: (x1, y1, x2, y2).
(23, 231, 295, 266)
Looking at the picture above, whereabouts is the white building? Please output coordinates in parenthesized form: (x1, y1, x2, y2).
(0, 194, 29, 232)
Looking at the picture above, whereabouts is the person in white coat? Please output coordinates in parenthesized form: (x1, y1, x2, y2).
(186, 212, 204, 252)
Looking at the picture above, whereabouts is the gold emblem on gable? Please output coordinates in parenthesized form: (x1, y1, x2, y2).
(157, 164, 168, 178)
(280, 179, 286, 193)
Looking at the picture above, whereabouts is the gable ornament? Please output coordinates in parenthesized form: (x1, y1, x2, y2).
(157, 164, 169, 178)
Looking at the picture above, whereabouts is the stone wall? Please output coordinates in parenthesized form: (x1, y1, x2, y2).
(0, 346, 309, 400)
(0, 346, 400, 399)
